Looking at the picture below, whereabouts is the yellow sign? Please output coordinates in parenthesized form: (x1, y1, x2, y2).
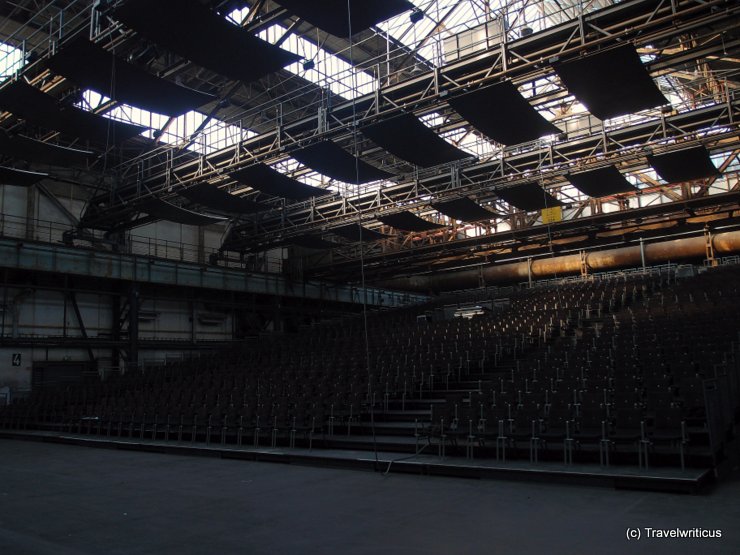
(541, 206, 563, 224)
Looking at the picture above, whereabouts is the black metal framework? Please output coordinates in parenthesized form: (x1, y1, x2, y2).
(0, 0, 737, 282)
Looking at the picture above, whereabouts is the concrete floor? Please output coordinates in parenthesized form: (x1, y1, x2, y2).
(0, 440, 737, 555)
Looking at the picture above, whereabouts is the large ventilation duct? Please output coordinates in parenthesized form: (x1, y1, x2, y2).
(379, 230, 740, 292)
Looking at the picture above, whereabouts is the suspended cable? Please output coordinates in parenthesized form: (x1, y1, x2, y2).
(347, 0, 379, 471)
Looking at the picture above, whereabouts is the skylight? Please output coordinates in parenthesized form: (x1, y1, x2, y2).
(226, 6, 376, 100)
(0, 43, 24, 82)
(419, 112, 498, 158)
(81, 90, 255, 156)
(379, 1, 619, 68)
(226, 6, 250, 25)
(258, 25, 376, 100)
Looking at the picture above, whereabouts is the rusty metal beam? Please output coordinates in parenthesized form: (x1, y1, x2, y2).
(380, 229, 740, 291)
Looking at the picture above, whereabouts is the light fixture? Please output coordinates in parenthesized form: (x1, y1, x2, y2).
(410, 9, 424, 24)
(303, 59, 315, 71)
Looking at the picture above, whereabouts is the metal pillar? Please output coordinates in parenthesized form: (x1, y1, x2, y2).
(580, 250, 588, 277)
(62, 275, 68, 339)
(25, 188, 35, 241)
(111, 294, 121, 372)
(705, 228, 718, 267)
(190, 299, 196, 344)
(1, 269, 6, 339)
(128, 284, 139, 371)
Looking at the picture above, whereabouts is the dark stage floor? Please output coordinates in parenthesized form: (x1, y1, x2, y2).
(0, 439, 737, 554)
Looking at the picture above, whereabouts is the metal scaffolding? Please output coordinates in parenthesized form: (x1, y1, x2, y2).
(0, 0, 738, 282)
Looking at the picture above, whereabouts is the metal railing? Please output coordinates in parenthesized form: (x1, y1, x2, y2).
(0, 0, 92, 79)
(0, 211, 284, 271)
(521, 263, 680, 289)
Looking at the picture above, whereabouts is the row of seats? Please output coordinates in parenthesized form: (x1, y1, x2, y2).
(422, 266, 740, 468)
(1, 266, 738, 472)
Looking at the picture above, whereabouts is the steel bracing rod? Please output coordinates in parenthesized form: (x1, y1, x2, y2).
(67, 290, 95, 361)
(393, 0, 465, 69)
(35, 182, 80, 226)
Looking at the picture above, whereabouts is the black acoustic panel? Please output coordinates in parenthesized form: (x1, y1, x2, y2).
(648, 146, 720, 183)
(231, 164, 333, 200)
(114, 0, 300, 83)
(448, 81, 561, 145)
(48, 39, 215, 117)
(331, 224, 391, 242)
(0, 130, 93, 167)
(0, 81, 146, 143)
(289, 235, 337, 250)
(140, 199, 227, 226)
(496, 182, 562, 211)
(292, 141, 393, 184)
(431, 197, 498, 222)
(0, 166, 48, 187)
(554, 44, 668, 120)
(567, 166, 637, 197)
(378, 211, 445, 232)
(179, 184, 265, 214)
(362, 111, 472, 167)
(276, 0, 414, 37)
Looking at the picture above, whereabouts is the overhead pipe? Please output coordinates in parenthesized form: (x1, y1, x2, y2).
(378, 230, 740, 292)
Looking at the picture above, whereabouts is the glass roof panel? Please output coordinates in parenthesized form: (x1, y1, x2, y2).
(228, 7, 376, 100)
(0, 42, 24, 82)
(80, 90, 255, 155)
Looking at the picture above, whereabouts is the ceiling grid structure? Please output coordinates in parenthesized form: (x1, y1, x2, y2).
(0, 0, 736, 283)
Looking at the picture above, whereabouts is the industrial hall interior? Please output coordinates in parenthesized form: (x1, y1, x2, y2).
(0, 0, 739, 553)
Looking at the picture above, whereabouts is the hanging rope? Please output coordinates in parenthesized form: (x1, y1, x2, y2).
(346, 0, 379, 471)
